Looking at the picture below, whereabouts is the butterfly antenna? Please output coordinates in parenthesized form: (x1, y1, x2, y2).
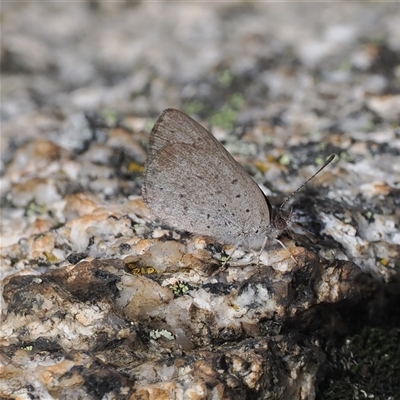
(279, 154, 336, 211)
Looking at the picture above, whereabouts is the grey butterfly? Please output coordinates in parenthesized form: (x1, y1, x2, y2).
(142, 108, 291, 255)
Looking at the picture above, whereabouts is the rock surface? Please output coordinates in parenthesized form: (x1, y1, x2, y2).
(1, 3, 399, 399)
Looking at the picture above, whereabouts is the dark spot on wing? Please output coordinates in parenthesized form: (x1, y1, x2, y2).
(232, 179, 238, 184)
(236, 194, 241, 198)
(207, 214, 210, 219)
(246, 209, 250, 213)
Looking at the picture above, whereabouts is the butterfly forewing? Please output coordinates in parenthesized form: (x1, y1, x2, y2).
(143, 109, 272, 249)
(146, 109, 221, 163)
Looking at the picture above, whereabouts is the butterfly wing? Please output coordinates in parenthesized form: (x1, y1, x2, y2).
(143, 109, 272, 249)
(145, 109, 222, 162)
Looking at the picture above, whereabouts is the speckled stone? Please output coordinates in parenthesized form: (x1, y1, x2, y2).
(1, 3, 399, 399)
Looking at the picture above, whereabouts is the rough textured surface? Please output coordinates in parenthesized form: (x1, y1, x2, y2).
(1, 3, 400, 400)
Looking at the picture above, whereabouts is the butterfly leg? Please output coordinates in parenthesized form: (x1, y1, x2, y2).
(221, 245, 239, 268)
(256, 235, 270, 267)
(274, 238, 298, 264)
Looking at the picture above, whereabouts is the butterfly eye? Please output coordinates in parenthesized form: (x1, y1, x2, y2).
(274, 217, 287, 231)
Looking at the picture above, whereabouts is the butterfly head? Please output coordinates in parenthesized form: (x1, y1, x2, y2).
(270, 206, 293, 235)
